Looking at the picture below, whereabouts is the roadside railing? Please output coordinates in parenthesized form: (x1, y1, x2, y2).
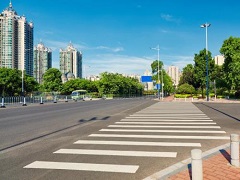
(1, 95, 72, 107)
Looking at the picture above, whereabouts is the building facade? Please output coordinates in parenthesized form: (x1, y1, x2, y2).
(214, 55, 224, 66)
(0, 2, 34, 75)
(33, 42, 52, 84)
(167, 65, 180, 86)
(60, 43, 82, 79)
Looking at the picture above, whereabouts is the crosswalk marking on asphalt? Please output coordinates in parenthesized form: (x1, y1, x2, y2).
(53, 149, 177, 157)
(100, 129, 226, 133)
(121, 119, 213, 122)
(74, 140, 201, 147)
(129, 115, 210, 117)
(89, 134, 230, 140)
(24, 161, 139, 173)
(23, 102, 230, 176)
(115, 122, 216, 125)
(108, 125, 221, 129)
(126, 117, 211, 119)
(133, 113, 208, 116)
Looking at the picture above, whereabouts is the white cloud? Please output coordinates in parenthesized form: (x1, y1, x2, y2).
(95, 46, 124, 52)
(160, 55, 194, 70)
(161, 14, 181, 23)
(84, 54, 152, 77)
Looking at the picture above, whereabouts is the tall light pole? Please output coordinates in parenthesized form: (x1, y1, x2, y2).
(151, 45, 160, 100)
(201, 23, 211, 101)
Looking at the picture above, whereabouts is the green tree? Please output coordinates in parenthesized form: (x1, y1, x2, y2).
(24, 74, 39, 94)
(179, 64, 194, 86)
(97, 72, 144, 96)
(193, 49, 214, 97)
(0, 68, 21, 96)
(220, 36, 240, 91)
(151, 60, 173, 95)
(177, 83, 195, 94)
(42, 68, 62, 92)
(61, 79, 98, 94)
(162, 70, 174, 95)
(151, 60, 163, 83)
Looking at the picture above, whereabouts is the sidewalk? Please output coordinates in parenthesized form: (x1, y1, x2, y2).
(144, 144, 240, 180)
(167, 145, 240, 180)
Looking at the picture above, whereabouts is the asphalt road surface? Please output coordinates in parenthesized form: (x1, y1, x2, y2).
(0, 99, 240, 180)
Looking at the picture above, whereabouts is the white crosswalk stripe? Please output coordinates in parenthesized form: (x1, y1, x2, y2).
(54, 149, 177, 157)
(108, 125, 221, 129)
(24, 161, 139, 173)
(126, 116, 211, 119)
(100, 128, 226, 133)
(89, 134, 230, 140)
(121, 119, 213, 122)
(74, 140, 201, 147)
(115, 122, 217, 125)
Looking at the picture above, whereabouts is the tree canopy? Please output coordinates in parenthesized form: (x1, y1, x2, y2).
(42, 68, 62, 92)
(193, 49, 215, 97)
(220, 36, 240, 90)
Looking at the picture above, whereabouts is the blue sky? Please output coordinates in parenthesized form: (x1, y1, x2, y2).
(1, 0, 240, 77)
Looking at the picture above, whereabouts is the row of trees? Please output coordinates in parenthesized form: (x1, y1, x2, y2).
(0, 67, 144, 97)
(178, 36, 240, 98)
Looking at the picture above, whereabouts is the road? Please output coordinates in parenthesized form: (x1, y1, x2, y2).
(0, 99, 240, 180)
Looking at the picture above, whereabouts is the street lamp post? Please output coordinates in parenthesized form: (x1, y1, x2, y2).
(201, 23, 211, 101)
(151, 45, 161, 100)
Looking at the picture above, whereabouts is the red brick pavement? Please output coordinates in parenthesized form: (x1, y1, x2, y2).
(167, 147, 240, 180)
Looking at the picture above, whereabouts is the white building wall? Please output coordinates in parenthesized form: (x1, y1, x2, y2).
(214, 55, 224, 66)
(167, 66, 180, 86)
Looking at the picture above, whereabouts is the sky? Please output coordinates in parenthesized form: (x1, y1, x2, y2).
(1, 0, 240, 77)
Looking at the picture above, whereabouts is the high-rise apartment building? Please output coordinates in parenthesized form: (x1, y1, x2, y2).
(167, 65, 180, 86)
(214, 55, 224, 66)
(60, 43, 82, 79)
(0, 2, 34, 75)
(33, 42, 52, 84)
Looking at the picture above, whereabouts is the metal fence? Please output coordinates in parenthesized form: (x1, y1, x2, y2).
(1, 95, 72, 107)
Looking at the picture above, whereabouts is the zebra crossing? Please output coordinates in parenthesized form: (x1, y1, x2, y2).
(24, 102, 230, 176)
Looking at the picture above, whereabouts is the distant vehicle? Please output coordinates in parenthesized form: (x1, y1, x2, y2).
(71, 90, 89, 101)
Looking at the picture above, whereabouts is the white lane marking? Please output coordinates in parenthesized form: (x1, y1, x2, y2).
(99, 129, 226, 133)
(126, 117, 210, 119)
(24, 161, 139, 173)
(54, 149, 177, 158)
(108, 125, 220, 129)
(74, 140, 201, 147)
(89, 134, 230, 140)
(115, 122, 216, 125)
(121, 119, 213, 122)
